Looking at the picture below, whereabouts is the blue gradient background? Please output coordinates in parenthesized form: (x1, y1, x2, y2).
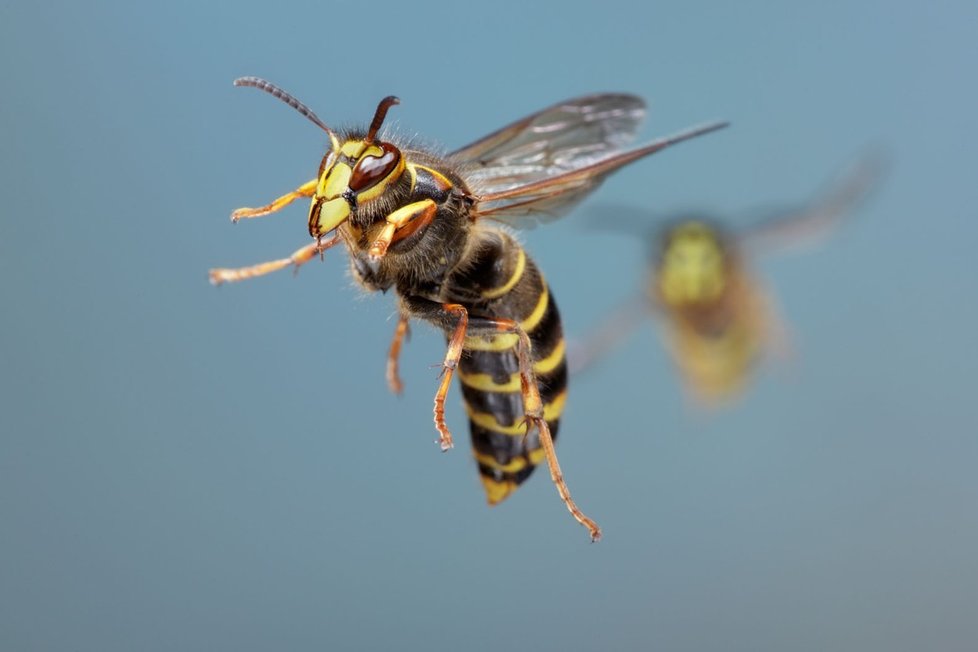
(2, 1, 976, 650)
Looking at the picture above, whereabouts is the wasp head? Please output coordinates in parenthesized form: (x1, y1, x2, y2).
(657, 220, 730, 306)
(308, 96, 405, 239)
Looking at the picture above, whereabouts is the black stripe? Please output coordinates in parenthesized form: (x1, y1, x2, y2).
(537, 361, 568, 404)
(471, 419, 562, 487)
(460, 381, 523, 427)
(477, 462, 536, 486)
(460, 347, 520, 384)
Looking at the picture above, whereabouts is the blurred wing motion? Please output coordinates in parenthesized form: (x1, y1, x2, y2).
(566, 295, 650, 376)
(737, 150, 887, 254)
(450, 94, 728, 226)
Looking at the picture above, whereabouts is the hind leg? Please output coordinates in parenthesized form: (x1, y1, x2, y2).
(402, 295, 601, 541)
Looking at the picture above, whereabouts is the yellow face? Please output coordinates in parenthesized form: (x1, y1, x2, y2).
(657, 221, 728, 306)
(307, 136, 406, 239)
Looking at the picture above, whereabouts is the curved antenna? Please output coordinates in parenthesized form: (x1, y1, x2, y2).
(365, 96, 400, 143)
(233, 76, 334, 136)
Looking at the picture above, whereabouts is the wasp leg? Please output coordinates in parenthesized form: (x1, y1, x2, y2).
(386, 312, 411, 395)
(396, 299, 468, 451)
(432, 304, 469, 451)
(230, 179, 318, 223)
(368, 199, 438, 259)
(209, 233, 341, 285)
(402, 295, 601, 541)
(469, 315, 601, 542)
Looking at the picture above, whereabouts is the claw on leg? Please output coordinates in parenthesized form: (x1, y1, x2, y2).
(432, 304, 468, 452)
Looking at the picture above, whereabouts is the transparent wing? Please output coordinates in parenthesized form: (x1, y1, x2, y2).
(469, 122, 730, 227)
(451, 93, 647, 193)
(737, 150, 887, 254)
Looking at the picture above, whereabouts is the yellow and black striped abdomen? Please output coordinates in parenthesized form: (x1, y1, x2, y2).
(449, 232, 567, 505)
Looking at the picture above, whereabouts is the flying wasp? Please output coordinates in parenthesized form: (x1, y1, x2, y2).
(210, 77, 727, 540)
(570, 154, 884, 406)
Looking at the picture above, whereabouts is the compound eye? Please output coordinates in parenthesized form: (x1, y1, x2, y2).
(349, 142, 402, 193)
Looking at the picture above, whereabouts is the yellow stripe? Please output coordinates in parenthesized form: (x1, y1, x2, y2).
(474, 447, 547, 474)
(406, 163, 418, 193)
(520, 283, 549, 332)
(458, 370, 521, 392)
(480, 476, 517, 505)
(464, 390, 568, 435)
(544, 390, 567, 421)
(413, 164, 453, 191)
(463, 333, 520, 351)
(474, 452, 528, 473)
(481, 248, 526, 299)
(532, 338, 565, 374)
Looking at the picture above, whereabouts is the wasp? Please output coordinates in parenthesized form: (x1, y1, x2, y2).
(570, 154, 883, 406)
(210, 77, 727, 540)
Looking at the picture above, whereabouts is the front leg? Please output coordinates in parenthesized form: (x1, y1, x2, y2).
(368, 199, 438, 259)
(230, 179, 318, 222)
(209, 233, 341, 285)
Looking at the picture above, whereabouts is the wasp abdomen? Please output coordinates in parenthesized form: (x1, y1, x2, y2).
(450, 232, 568, 505)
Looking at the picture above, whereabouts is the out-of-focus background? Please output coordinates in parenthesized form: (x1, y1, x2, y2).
(2, 1, 976, 650)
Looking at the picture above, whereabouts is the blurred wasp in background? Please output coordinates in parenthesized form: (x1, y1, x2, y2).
(569, 154, 884, 406)
(210, 77, 727, 540)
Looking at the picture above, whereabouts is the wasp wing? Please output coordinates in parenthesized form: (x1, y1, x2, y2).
(452, 93, 647, 184)
(469, 122, 730, 226)
(736, 151, 886, 255)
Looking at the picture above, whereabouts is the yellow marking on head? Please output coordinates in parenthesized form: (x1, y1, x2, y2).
(482, 248, 526, 300)
(319, 163, 352, 199)
(520, 283, 549, 332)
(312, 196, 350, 235)
(458, 370, 521, 393)
(463, 333, 520, 351)
(341, 140, 367, 158)
(465, 390, 567, 435)
(659, 222, 727, 306)
(532, 339, 565, 374)
(480, 476, 518, 505)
